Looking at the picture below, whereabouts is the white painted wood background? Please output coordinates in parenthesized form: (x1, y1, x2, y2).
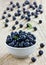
(0, 0, 46, 65)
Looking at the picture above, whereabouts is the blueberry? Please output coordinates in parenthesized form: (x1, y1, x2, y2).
(17, 5, 20, 8)
(17, 9, 21, 13)
(23, 3, 26, 6)
(14, 42, 19, 47)
(12, 26, 16, 30)
(23, 42, 29, 47)
(31, 57, 36, 62)
(27, 14, 31, 17)
(14, 32, 19, 36)
(14, 13, 18, 16)
(8, 41, 15, 47)
(29, 4, 33, 8)
(23, 8, 25, 11)
(25, 16, 28, 20)
(25, 0, 30, 5)
(16, 2, 19, 6)
(23, 10, 26, 14)
(31, 34, 36, 40)
(15, 21, 18, 25)
(33, 2, 37, 5)
(10, 8, 13, 11)
(8, 14, 11, 17)
(5, 19, 9, 23)
(6, 7, 9, 10)
(26, 17, 31, 21)
(25, 39, 29, 42)
(5, 23, 8, 27)
(33, 2, 38, 8)
(6, 37, 12, 44)
(39, 20, 42, 24)
(31, 12, 34, 16)
(29, 42, 33, 46)
(39, 4, 42, 9)
(21, 15, 25, 19)
(40, 43, 44, 48)
(19, 41, 24, 47)
(32, 7, 35, 10)
(33, 27, 37, 31)
(34, 15, 38, 18)
(2, 16, 5, 19)
(40, 10, 43, 14)
(13, 16, 16, 20)
(10, 1, 13, 5)
(7, 35, 11, 38)
(3, 11, 6, 14)
(12, 4, 16, 8)
(27, 32, 31, 35)
(11, 32, 14, 36)
(19, 24, 23, 28)
(19, 30, 22, 34)
(17, 13, 21, 16)
(39, 50, 43, 56)
(27, 11, 30, 14)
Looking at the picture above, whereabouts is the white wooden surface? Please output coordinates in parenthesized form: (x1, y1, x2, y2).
(0, 0, 46, 65)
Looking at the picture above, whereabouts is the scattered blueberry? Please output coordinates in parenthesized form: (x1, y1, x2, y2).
(21, 15, 25, 19)
(34, 14, 38, 18)
(10, 1, 13, 5)
(38, 20, 42, 24)
(17, 9, 21, 13)
(19, 24, 23, 28)
(25, 16, 31, 21)
(6, 7, 9, 10)
(16, 2, 19, 6)
(12, 4, 16, 8)
(40, 43, 45, 48)
(39, 4, 42, 9)
(15, 21, 19, 25)
(31, 12, 34, 16)
(29, 4, 33, 8)
(25, 0, 30, 5)
(39, 50, 43, 56)
(10, 8, 13, 11)
(31, 57, 36, 62)
(13, 16, 16, 20)
(2, 16, 5, 19)
(3, 11, 6, 14)
(8, 14, 11, 17)
(17, 12, 21, 16)
(40, 10, 43, 14)
(17, 5, 20, 8)
(5, 19, 9, 23)
(5, 23, 8, 27)
(33, 27, 37, 31)
(12, 26, 16, 30)
(14, 13, 18, 16)
(23, 3, 26, 6)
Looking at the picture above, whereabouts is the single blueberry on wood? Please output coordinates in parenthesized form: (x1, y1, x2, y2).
(39, 50, 43, 56)
(5, 23, 8, 27)
(12, 26, 16, 30)
(2, 16, 5, 19)
(40, 43, 44, 48)
(31, 57, 36, 62)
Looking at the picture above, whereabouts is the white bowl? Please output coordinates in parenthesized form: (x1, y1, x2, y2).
(6, 44, 36, 58)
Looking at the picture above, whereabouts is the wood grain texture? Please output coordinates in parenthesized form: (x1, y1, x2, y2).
(0, 0, 46, 65)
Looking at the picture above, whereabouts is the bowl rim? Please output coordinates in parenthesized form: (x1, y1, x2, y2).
(6, 43, 36, 49)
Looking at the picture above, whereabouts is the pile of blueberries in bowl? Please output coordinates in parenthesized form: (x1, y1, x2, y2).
(6, 30, 36, 48)
(6, 30, 36, 58)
